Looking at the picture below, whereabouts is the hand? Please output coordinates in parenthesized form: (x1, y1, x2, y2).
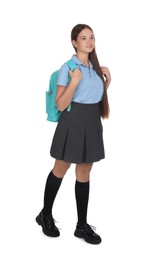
(69, 69, 82, 84)
(101, 66, 111, 89)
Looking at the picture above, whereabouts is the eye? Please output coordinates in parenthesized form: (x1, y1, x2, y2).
(81, 37, 86, 40)
(90, 35, 95, 40)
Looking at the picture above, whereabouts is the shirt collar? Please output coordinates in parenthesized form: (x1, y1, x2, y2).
(71, 54, 93, 70)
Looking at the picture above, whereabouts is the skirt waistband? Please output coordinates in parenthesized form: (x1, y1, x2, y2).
(60, 102, 101, 126)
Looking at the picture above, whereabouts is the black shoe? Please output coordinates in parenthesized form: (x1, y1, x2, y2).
(74, 223, 102, 244)
(36, 211, 60, 237)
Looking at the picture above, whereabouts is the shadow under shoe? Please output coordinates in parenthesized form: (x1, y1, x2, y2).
(74, 223, 102, 244)
(36, 211, 60, 237)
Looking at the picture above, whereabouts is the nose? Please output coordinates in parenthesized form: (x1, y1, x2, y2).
(87, 38, 93, 44)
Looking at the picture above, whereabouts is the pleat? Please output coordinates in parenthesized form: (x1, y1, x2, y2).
(50, 121, 69, 159)
(63, 124, 86, 163)
(50, 102, 105, 163)
(85, 124, 105, 163)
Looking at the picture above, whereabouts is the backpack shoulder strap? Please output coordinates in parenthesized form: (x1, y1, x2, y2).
(65, 59, 77, 112)
(66, 59, 76, 72)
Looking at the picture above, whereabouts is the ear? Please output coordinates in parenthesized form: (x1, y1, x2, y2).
(72, 40, 77, 48)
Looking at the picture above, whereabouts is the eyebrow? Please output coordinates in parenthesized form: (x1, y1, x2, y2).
(79, 35, 94, 39)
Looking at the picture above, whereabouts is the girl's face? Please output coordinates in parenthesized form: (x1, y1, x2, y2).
(72, 28, 95, 54)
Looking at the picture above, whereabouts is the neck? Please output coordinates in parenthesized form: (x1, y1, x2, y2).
(76, 52, 89, 67)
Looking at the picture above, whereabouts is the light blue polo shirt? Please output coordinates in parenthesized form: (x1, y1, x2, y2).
(57, 55, 104, 104)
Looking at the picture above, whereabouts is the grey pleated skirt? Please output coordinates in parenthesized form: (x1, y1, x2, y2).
(50, 102, 105, 164)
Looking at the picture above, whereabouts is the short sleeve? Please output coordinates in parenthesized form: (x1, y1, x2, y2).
(57, 63, 69, 87)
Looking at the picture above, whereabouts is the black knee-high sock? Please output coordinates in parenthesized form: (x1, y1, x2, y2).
(42, 171, 63, 216)
(75, 180, 89, 225)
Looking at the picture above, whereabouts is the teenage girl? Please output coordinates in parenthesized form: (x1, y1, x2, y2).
(36, 24, 111, 245)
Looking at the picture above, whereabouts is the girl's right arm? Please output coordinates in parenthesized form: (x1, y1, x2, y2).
(56, 69, 82, 111)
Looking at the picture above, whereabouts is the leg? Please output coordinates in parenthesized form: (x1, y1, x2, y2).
(36, 159, 71, 237)
(75, 163, 93, 224)
(75, 162, 93, 182)
(74, 162, 102, 244)
(52, 159, 71, 178)
(43, 159, 71, 215)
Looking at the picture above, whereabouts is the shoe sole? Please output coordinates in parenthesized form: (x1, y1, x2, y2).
(74, 230, 101, 245)
(36, 215, 60, 237)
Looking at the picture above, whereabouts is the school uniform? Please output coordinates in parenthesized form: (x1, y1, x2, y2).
(50, 55, 105, 163)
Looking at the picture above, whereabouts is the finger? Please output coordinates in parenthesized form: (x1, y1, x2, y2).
(102, 70, 110, 76)
(68, 70, 73, 76)
(101, 68, 108, 73)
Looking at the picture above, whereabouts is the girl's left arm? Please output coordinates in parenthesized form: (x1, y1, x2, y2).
(101, 66, 111, 90)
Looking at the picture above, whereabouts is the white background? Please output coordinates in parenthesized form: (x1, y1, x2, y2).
(0, 0, 148, 259)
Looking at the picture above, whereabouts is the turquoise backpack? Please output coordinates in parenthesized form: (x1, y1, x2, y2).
(46, 59, 76, 122)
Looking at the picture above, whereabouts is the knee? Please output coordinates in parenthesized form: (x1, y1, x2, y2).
(63, 162, 71, 173)
(76, 171, 90, 182)
(53, 160, 71, 178)
(75, 163, 93, 182)
(77, 163, 93, 175)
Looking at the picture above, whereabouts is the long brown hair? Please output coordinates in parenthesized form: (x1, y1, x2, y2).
(71, 24, 110, 119)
